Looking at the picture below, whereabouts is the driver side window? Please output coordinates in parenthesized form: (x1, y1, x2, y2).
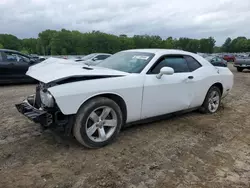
(150, 56, 190, 74)
(3, 52, 29, 63)
(4, 52, 17, 62)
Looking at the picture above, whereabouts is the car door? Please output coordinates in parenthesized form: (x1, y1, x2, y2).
(183, 55, 204, 108)
(14, 53, 31, 79)
(141, 55, 195, 119)
(0, 51, 19, 82)
(2, 51, 30, 81)
(0, 52, 12, 82)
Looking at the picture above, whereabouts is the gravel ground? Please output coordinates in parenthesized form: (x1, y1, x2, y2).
(0, 64, 250, 188)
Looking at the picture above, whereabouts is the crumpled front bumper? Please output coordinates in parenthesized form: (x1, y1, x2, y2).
(15, 95, 52, 126)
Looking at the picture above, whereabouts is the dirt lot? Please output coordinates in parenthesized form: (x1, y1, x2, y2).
(0, 64, 250, 188)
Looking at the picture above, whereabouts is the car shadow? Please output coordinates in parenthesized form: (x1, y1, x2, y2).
(39, 110, 202, 150)
(242, 70, 250, 73)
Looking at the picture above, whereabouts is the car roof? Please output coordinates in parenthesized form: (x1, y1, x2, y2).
(122, 48, 195, 56)
(0, 49, 30, 58)
(0, 49, 20, 53)
(123, 48, 212, 68)
(94, 53, 112, 55)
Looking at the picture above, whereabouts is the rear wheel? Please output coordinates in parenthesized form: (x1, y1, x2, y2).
(200, 86, 221, 114)
(73, 97, 123, 148)
(237, 67, 243, 72)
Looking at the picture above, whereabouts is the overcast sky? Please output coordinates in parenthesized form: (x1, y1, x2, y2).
(0, 0, 250, 45)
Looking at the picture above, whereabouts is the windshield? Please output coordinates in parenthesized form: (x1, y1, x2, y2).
(97, 51, 155, 73)
(81, 53, 96, 61)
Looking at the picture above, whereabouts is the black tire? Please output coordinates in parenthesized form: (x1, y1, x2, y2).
(237, 67, 243, 72)
(73, 97, 123, 148)
(199, 86, 221, 114)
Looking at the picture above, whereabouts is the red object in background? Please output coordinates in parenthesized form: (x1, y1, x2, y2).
(223, 55, 235, 62)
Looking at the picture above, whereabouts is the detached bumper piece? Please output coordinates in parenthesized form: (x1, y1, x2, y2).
(15, 99, 52, 126)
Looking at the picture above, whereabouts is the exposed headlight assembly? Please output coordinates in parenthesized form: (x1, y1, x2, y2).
(40, 90, 54, 107)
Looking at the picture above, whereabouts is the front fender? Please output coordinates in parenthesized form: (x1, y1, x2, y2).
(48, 75, 144, 123)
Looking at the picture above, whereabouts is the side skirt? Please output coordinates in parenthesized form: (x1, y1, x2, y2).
(125, 107, 200, 128)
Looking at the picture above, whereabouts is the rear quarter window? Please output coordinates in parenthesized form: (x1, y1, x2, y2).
(184, 56, 202, 71)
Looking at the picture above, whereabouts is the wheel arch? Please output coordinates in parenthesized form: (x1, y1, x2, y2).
(211, 82, 223, 95)
(201, 82, 223, 105)
(199, 82, 223, 113)
(78, 92, 127, 124)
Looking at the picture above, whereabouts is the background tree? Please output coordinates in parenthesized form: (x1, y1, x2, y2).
(22, 38, 37, 54)
(221, 37, 250, 53)
(1, 29, 250, 55)
(222, 37, 231, 52)
(0, 34, 21, 50)
(38, 29, 57, 55)
(213, 46, 222, 53)
(20, 49, 29, 54)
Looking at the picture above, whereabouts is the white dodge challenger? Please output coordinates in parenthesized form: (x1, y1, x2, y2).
(16, 49, 234, 148)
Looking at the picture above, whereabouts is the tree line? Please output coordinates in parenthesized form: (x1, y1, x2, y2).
(0, 29, 249, 55)
(221, 37, 250, 53)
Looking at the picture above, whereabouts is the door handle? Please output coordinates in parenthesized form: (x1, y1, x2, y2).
(188, 76, 194, 79)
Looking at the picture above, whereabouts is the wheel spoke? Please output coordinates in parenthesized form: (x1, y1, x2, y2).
(87, 124, 97, 136)
(103, 119, 117, 127)
(86, 106, 118, 143)
(213, 96, 219, 102)
(98, 127, 106, 141)
(89, 111, 99, 123)
(100, 107, 111, 120)
(211, 103, 216, 110)
(211, 91, 216, 98)
(208, 103, 212, 110)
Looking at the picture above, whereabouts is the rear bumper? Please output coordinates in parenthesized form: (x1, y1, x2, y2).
(234, 64, 250, 68)
(15, 95, 52, 126)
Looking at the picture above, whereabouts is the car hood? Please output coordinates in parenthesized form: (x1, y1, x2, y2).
(26, 57, 129, 83)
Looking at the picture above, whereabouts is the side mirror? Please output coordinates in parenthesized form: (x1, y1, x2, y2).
(92, 57, 98, 61)
(156, 67, 174, 79)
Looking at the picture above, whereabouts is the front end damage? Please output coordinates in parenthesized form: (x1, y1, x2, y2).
(15, 84, 75, 136)
(15, 57, 128, 136)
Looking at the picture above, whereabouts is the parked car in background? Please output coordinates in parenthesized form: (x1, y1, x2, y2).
(16, 49, 233, 148)
(197, 53, 209, 58)
(223, 54, 235, 62)
(0, 49, 37, 84)
(38, 56, 47, 62)
(205, 56, 227, 67)
(75, 53, 112, 66)
(234, 58, 250, 72)
(29, 54, 40, 61)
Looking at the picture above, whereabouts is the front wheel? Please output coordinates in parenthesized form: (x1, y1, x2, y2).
(73, 97, 123, 148)
(200, 86, 221, 114)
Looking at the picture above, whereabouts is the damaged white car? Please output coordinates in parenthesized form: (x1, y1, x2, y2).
(16, 49, 234, 148)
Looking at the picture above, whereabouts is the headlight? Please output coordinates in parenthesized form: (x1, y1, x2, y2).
(40, 90, 54, 107)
